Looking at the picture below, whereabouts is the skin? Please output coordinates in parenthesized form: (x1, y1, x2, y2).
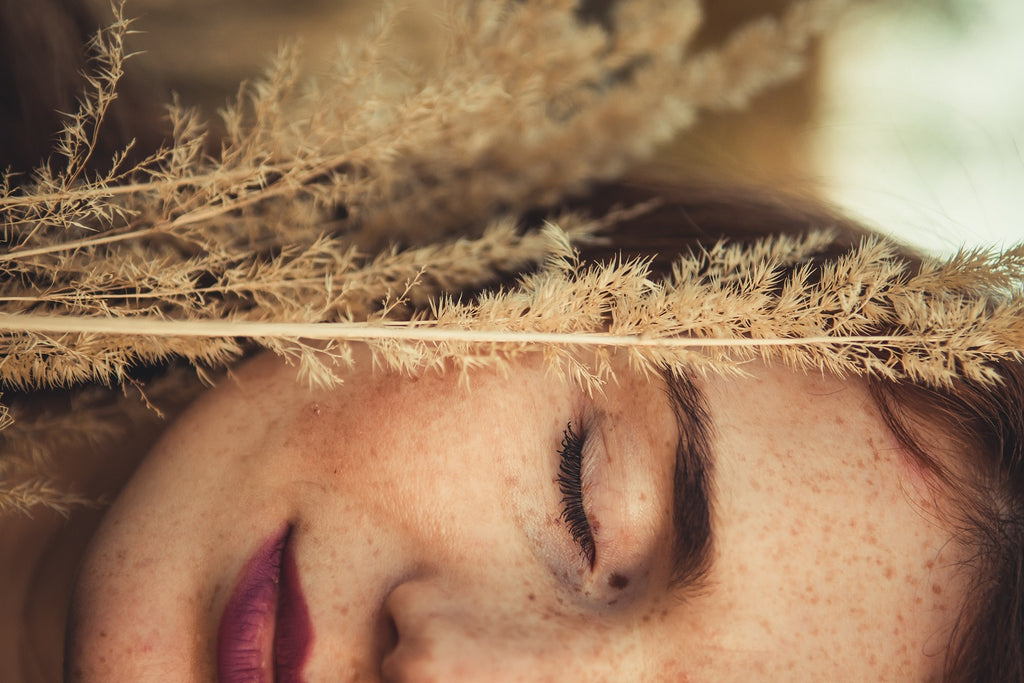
(61, 347, 968, 681)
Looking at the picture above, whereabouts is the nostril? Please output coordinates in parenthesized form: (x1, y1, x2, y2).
(383, 612, 399, 654)
(378, 580, 439, 682)
(381, 580, 502, 681)
(375, 606, 400, 671)
(377, 604, 412, 683)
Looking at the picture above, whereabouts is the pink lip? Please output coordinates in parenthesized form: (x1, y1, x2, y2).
(218, 525, 313, 683)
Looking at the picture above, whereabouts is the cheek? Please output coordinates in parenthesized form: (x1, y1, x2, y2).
(276, 374, 536, 568)
(275, 375, 455, 489)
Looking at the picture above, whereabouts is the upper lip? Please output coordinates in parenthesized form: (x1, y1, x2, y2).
(217, 524, 312, 682)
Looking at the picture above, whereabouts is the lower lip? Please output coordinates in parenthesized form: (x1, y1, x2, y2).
(218, 525, 313, 683)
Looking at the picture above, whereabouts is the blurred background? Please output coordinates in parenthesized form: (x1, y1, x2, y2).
(2, 0, 1022, 255)
(817, 0, 1024, 254)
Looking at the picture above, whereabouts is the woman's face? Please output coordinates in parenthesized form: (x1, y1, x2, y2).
(68, 348, 966, 681)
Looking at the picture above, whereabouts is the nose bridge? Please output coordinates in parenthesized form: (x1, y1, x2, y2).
(379, 579, 632, 682)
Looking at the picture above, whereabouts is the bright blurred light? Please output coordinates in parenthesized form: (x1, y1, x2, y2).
(816, 0, 1024, 255)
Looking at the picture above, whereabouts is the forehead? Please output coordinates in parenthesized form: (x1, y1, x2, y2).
(656, 363, 966, 679)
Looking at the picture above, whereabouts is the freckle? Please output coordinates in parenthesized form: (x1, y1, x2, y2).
(884, 566, 895, 579)
(925, 559, 935, 570)
(607, 598, 618, 606)
(527, 593, 536, 601)
(642, 615, 650, 623)
(608, 573, 630, 590)
(99, 631, 108, 638)
(639, 493, 647, 502)
(932, 583, 942, 595)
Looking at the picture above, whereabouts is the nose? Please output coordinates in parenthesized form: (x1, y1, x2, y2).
(378, 580, 611, 683)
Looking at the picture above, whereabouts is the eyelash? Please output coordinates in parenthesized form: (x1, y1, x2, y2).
(557, 421, 596, 567)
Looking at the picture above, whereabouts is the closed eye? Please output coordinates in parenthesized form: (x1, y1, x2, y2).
(556, 421, 596, 567)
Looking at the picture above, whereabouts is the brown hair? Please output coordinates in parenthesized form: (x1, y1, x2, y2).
(547, 179, 1024, 682)
(0, 0, 163, 177)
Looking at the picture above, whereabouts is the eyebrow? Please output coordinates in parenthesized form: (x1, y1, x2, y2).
(663, 370, 715, 592)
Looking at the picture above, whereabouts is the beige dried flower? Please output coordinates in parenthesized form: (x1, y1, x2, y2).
(6, 0, 1022, 515)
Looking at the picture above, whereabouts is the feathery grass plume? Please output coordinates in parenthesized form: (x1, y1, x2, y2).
(4, 227, 1020, 393)
(0, 478, 101, 517)
(11, 0, 1020, 517)
(0, 369, 206, 514)
(0, 0, 846, 397)
(0, 400, 11, 435)
(0, 375, 191, 480)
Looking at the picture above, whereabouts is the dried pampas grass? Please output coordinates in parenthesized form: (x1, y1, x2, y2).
(2, 0, 1022, 514)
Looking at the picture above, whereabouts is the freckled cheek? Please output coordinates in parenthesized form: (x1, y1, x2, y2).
(273, 399, 427, 490)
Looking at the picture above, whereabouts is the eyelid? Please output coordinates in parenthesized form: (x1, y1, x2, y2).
(579, 408, 675, 592)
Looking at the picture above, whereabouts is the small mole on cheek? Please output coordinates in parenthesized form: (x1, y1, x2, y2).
(527, 593, 536, 601)
(608, 573, 630, 590)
